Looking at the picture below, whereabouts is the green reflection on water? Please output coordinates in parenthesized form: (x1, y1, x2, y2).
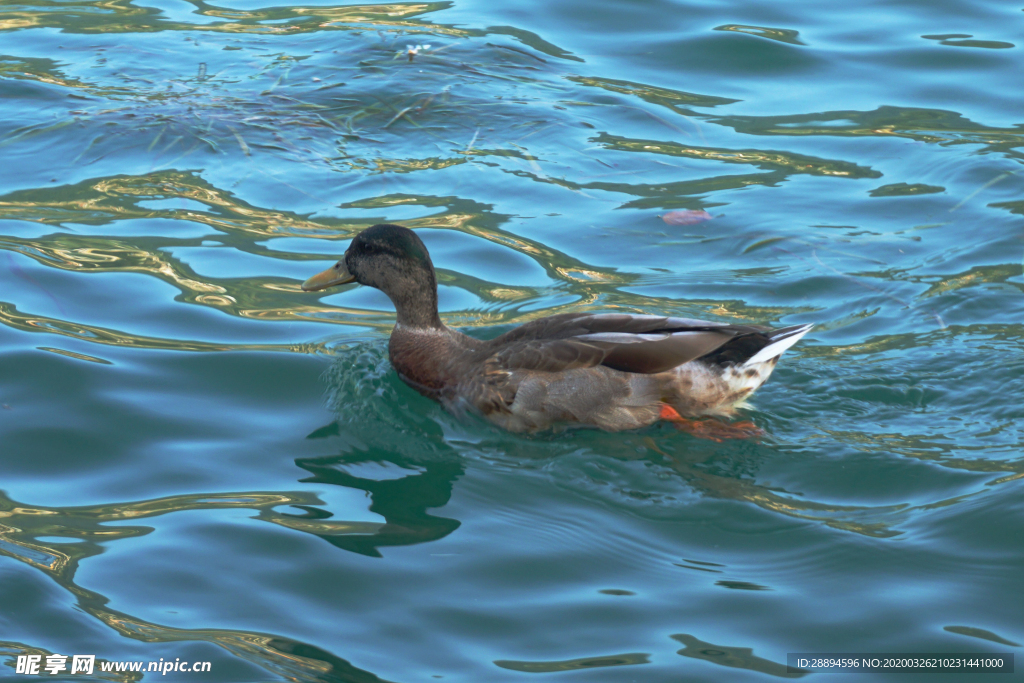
(494, 651, 650, 672)
(672, 633, 805, 678)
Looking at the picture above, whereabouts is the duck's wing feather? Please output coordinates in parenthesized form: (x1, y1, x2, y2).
(481, 313, 750, 375)
(577, 330, 735, 373)
(494, 312, 738, 342)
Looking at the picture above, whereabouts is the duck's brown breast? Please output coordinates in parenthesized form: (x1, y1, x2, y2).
(388, 326, 482, 401)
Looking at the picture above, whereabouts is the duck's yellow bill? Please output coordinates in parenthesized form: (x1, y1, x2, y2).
(301, 262, 356, 291)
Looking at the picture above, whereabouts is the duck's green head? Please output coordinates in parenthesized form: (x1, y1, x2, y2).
(302, 223, 440, 327)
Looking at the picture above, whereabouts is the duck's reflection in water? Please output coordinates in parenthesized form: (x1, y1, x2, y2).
(289, 449, 463, 558)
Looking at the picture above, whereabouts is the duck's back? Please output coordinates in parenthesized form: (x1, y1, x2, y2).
(388, 313, 810, 432)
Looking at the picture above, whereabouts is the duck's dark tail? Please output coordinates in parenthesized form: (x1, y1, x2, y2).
(743, 323, 813, 366)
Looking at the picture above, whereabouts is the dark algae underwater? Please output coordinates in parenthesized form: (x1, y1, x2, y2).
(0, 0, 1022, 681)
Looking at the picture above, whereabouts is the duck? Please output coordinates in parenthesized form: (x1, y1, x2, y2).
(302, 223, 812, 436)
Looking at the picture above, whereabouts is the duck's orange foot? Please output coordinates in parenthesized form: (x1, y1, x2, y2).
(659, 404, 762, 442)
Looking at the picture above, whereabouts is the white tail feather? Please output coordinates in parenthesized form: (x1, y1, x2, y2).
(744, 324, 813, 366)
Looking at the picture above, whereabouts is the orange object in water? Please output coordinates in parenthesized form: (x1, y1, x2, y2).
(658, 403, 761, 441)
(659, 404, 683, 421)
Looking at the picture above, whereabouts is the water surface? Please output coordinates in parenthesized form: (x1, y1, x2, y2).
(1, 0, 1023, 681)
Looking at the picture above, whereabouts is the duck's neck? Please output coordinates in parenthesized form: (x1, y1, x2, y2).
(385, 271, 444, 329)
(393, 292, 443, 329)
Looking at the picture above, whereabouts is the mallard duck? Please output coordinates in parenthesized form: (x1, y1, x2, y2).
(302, 224, 811, 435)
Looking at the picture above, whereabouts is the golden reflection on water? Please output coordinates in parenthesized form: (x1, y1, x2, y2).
(1, 173, 348, 239)
(0, 167, 812, 352)
(0, 490, 403, 681)
(0, 640, 139, 683)
(918, 263, 1024, 299)
(0, 300, 321, 352)
(37, 346, 113, 364)
(712, 24, 806, 46)
(0, 57, 103, 98)
(714, 106, 1024, 153)
(567, 75, 738, 111)
(0, 0, 464, 38)
(595, 133, 881, 179)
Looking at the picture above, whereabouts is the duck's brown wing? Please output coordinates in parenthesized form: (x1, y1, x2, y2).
(480, 313, 753, 375)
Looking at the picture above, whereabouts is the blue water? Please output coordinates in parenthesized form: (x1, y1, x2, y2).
(1, 0, 1022, 680)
